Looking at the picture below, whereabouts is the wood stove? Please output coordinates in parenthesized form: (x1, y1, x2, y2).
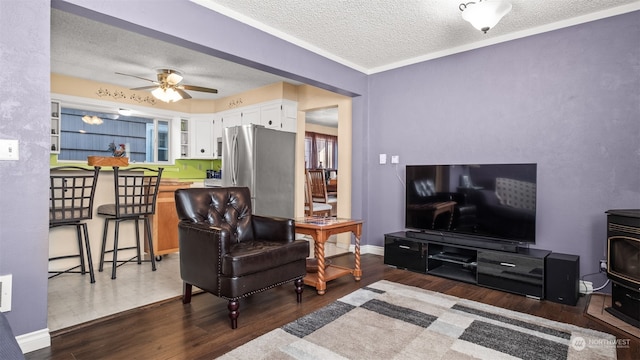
(605, 209, 640, 328)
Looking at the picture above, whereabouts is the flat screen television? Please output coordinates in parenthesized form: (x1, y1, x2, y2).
(405, 163, 537, 247)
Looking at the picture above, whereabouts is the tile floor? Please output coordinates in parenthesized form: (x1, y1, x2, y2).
(47, 251, 183, 332)
(47, 239, 347, 332)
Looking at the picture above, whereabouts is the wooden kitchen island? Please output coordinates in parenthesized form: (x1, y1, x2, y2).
(145, 180, 193, 260)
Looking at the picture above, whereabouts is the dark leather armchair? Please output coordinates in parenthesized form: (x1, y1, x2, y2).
(174, 187, 309, 329)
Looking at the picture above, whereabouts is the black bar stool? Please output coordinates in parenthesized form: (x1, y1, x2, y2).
(98, 166, 163, 279)
(49, 166, 101, 283)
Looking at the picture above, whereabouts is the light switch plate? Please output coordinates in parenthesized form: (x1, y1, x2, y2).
(379, 154, 387, 164)
(0, 139, 19, 161)
(391, 155, 399, 164)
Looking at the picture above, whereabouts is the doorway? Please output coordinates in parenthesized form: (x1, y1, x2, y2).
(296, 86, 353, 252)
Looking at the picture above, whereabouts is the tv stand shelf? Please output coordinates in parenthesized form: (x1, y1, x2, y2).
(384, 231, 550, 299)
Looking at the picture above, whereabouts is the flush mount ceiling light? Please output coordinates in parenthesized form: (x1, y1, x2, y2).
(459, 0, 512, 33)
(82, 115, 103, 125)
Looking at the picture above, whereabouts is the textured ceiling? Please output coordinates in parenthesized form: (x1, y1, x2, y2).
(193, 0, 640, 73)
(51, 1, 640, 126)
(51, 9, 296, 102)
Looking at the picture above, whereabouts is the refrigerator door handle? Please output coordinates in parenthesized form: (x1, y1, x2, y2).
(232, 132, 239, 185)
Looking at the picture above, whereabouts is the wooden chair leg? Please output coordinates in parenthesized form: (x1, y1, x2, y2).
(294, 278, 304, 303)
(228, 300, 239, 329)
(182, 283, 192, 304)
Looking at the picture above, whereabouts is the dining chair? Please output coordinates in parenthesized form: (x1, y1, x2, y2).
(304, 170, 332, 217)
(49, 166, 101, 283)
(308, 169, 337, 212)
(98, 166, 163, 279)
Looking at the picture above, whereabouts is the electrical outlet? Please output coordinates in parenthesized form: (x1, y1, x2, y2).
(579, 280, 593, 295)
(599, 260, 607, 272)
(0, 274, 12, 312)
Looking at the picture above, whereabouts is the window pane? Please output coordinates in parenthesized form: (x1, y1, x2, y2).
(158, 121, 169, 162)
(304, 137, 312, 169)
(59, 107, 168, 163)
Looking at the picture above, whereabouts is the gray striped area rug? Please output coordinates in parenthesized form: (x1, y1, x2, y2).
(218, 280, 617, 360)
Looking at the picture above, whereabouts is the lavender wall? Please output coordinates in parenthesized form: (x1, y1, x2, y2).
(0, 0, 51, 335)
(367, 11, 640, 277)
(3, 0, 637, 343)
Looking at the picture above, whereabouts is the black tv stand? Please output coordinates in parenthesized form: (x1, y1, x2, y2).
(385, 231, 551, 299)
(406, 230, 521, 253)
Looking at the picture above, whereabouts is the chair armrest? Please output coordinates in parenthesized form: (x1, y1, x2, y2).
(252, 215, 295, 242)
(178, 221, 230, 294)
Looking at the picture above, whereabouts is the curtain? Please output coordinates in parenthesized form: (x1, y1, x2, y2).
(305, 131, 337, 169)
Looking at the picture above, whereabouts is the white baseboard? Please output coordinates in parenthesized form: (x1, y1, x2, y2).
(350, 244, 384, 256)
(16, 328, 50, 354)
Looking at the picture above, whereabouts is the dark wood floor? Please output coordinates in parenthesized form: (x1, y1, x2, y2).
(26, 253, 639, 360)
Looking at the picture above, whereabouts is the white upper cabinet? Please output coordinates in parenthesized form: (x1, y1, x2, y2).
(219, 100, 297, 133)
(260, 103, 281, 130)
(259, 100, 297, 133)
(190, 115, 215, 159)
(182, 100, 298, 159)
(241, 107, 261, 126)
(220, 109, 242, 129)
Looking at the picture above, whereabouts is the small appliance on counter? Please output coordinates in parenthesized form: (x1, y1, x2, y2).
(204, 169, 222, 187)
(206, 170, 222, 179)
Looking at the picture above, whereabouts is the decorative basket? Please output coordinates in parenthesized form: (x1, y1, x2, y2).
(87, 156, 129, 167)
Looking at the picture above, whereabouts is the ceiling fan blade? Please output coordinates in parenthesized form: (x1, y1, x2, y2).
(181, 84, 218, 94)
(115, 72, 160, 84)
(175, 88, 192, 100)
(130, 85, 159, 91)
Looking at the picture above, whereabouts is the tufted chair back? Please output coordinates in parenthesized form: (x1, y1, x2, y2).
(176, 187, 255, 243)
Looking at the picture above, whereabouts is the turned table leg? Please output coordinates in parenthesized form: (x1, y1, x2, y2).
(315, 233, 327, 295)
(353, 224, 362, 281)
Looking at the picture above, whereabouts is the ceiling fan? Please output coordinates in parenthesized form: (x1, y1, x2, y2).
(116, 69, 218, 102)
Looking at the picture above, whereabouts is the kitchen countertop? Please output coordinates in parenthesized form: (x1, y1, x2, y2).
(203, 178, 222, 187)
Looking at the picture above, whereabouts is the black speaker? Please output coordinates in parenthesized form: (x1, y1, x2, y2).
(545, 253, 580, 305)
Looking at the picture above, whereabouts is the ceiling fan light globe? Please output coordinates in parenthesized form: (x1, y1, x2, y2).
(166, 72, 183, 85)
(461, 1, 512, 33)
(152, 86, 183, 103)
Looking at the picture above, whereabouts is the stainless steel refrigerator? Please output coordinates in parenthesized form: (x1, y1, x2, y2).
(222, 124, 296, 218)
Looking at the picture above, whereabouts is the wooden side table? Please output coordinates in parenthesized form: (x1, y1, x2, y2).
(295, 217, 363, 295)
